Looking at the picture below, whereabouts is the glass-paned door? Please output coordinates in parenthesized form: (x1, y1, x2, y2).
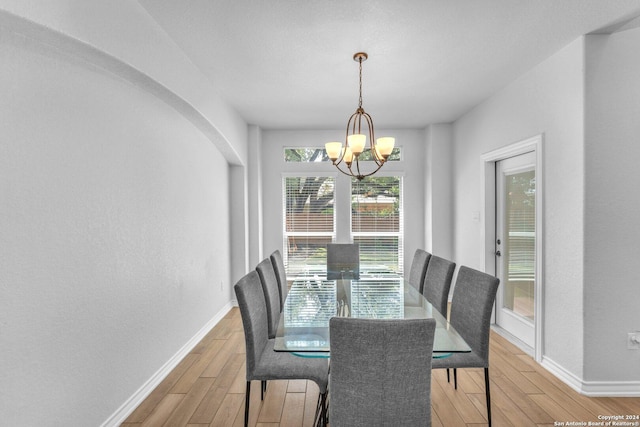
(495, 152, 536, 348)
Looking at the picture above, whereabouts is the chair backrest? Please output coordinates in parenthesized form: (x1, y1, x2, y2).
(269, 249, 288, 310)
(327, 243, 360, 280)
(329, 317, 436, 427)
(234, 270, 269, 380)
(422, 255, 456, 317)
(256, 257, 281, 339)
(449, 266, 500, 363)
(408, 249, 431, 293)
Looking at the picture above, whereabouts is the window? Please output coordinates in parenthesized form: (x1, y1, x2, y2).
(284, 148, 331, 162)
(352, 147, 401, 162)
(284, 147, 401, 162)
(281, 148, 404, 281)
(351, 176, 403, 275)
(283, 176, 335, 278)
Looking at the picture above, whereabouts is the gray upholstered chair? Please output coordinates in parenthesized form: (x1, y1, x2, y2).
(408, 249, 431, 293)
(256, 257, 281, 339)
(255, 257, 282, 399)
(234, 271, 329, 427)
(329, 317, 436, 427)
(421, 255, 456, 317)
(431, 266, 500, 427)
(269, 249, 288, 311)
(326, 243, 360, 279)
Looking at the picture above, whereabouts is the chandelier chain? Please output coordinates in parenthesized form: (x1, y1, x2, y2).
(358, 56, 363, 109)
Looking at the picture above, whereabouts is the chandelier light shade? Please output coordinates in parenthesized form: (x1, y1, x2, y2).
(325, 52, 395, 181)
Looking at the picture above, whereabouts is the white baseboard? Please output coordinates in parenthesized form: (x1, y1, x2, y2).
(492, 326, 640, 397)
(491, 324, 534, 357)
(541, 356, 640, 397)
(101, 301, 235, 427)
(540, 356, 585, 392)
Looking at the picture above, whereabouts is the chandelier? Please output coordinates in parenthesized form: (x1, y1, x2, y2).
(325, 52, 395, 181)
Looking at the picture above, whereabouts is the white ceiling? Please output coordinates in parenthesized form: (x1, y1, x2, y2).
(137, 0, 640, 130)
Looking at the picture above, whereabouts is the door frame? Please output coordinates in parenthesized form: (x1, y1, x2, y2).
(480, 134, 544, 362)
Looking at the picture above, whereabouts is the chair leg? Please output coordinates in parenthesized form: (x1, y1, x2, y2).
(321, 391, 327, 426)
(313, 391, 327, 427)
(454, 368, 458, 389)
(484, 367, 492, 427)
(446, 368, 450, 383)
(244, 381, 251, 427)
(261, 380, 267, 400)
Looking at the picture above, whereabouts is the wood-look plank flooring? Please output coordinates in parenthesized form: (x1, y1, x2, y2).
(122, 308, 639, 426)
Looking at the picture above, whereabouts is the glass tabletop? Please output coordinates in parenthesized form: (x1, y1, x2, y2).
(274, 276, 471, 355)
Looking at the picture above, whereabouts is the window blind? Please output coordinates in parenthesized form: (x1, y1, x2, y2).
(506, 172, 535, 282)
(351, 176, 404, 275)
(283, 176, 335, 279)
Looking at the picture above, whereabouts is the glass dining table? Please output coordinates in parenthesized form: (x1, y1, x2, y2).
(274, 274, 471, 357)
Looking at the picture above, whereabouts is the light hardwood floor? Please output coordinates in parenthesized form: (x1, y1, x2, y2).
(122, 308, 639, 426)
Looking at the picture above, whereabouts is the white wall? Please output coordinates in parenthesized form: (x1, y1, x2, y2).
(0, 5, 248, 425)
(247, 125, 264, 269)
(0, 1, 248, 165)
(259, 129, 427, 274)
(230, 164, 249, 296)
(584, 30, 640, 383)
(425, 124, 454, 259)
(453, 39, 586, 379)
